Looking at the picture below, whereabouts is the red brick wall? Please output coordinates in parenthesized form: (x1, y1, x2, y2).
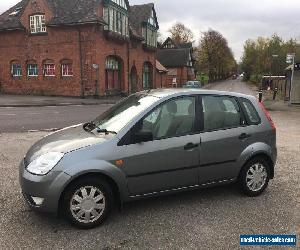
(128, 42, 156, 92)
(0, 1, 156, 97)
(164, 67, 186, 87)
(156, 71, 167, 88)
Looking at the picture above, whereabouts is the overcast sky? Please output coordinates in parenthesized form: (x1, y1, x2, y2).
(1, 0, 300, 61)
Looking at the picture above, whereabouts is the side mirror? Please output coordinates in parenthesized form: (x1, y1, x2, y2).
(134, 130, 153, 143)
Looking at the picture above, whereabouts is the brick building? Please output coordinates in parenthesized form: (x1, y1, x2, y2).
(157, 37, 195, 87)
(0, 0, 159, 96)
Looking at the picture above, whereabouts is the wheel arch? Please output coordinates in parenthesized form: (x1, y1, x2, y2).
(240, 152, 275, 179)
(58, 171, 123, 215)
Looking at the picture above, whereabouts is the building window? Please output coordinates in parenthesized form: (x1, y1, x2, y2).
(103, 0, 128, 37)
(44, 63, 55, 77)
(11, 61, 22, 77)
(61, 61, 73, 77)
(148, 8, 156, 26)
(105, 56, 122, 91)
(143, 62, 153, 89)
(30, 15, 46, 34)
(142, 9, 158, 47)
(165, 41, 175, 49)
(110, 0, 127, 9)
(27, 63, 38, 76)
(106, 57, 119, 70)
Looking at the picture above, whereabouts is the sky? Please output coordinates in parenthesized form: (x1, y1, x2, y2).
(1, 0, 300, 61)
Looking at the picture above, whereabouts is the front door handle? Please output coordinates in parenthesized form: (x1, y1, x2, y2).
(239, 133, 251, 140)
(184, 143, 199, 150)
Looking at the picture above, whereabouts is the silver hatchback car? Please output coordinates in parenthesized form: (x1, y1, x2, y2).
(20, 89, 277, 228)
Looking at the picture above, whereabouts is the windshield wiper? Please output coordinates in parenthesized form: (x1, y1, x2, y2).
(83, 121, 96, 132)
(83, 122, 117, 135)
(96, 128, 117, 135)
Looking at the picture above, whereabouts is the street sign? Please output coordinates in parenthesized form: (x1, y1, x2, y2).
(286, 54, 295, 64)
(92, 64, 99, 69)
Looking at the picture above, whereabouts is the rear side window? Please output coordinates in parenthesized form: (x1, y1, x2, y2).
(202, 95, 245, 131)
(240, 98, 261, 125)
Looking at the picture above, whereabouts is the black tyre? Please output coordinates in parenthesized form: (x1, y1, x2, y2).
(239, 157, 270, 197)
(63, 177, 114, 229)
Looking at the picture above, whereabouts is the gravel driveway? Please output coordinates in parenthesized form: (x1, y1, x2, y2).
(0, 108, 299, 250)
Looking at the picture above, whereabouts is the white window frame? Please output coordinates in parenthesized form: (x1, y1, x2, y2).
(27, 64, 38, 77)
(44, 64, 55, 77)
(11, 64, 22, 77)
(111, 0, 127, 10)
(144, 27, 157, 47)
(103, 5, 129, 37)
(61, 64, 73, 77)
(30, 15, 46, 34)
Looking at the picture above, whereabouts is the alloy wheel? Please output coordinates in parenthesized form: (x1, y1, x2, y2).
(246, 163, 268, 192)
(70, 186, 106, 224)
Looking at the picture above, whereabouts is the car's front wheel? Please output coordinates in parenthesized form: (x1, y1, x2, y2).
(63, 177, 114, 229)
(239, 157, 270, 197)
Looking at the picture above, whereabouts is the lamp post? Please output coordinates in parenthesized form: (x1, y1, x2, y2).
(272, 55, 279, 100)
(92, 64, 100, 98)
(286, 53, 295, 104)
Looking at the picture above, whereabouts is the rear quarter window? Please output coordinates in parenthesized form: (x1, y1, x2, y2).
(240, 98, 261, 125)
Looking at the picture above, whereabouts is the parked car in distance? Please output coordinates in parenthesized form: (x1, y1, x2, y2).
(182, 81, 202, 88)
(20, 89, 277, 229)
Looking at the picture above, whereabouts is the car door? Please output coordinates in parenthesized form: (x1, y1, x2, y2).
(198, 95, 251, 184)
(118, 96, 201, 196)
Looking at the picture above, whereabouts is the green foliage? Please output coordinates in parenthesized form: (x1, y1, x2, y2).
(196, 29, 237, 82)
(249, 74, 262, 84)
(196, 73, 209, 84)
(241, 34, 300, 83)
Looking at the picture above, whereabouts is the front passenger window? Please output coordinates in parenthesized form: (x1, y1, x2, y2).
(140, 97, 196, 140)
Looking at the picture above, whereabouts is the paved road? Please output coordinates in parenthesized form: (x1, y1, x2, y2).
(0, 79, 256, 133)
(0, 104, 113, 133)
(0, 108, 299, 249)
(204, 78, 257, 96)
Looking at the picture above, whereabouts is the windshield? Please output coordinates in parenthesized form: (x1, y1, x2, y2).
(93, 93, 159, 133)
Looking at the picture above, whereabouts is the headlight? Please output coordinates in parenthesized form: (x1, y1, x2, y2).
(26, 152, 65, 175)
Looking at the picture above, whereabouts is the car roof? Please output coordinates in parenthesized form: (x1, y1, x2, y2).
(145, 88, 254, 99)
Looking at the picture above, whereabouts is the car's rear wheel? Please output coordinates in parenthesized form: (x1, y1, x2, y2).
(239, 157, 270, 197)
(63, 177, 114, 229)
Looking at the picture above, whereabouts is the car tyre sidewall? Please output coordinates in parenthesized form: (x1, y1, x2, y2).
(63, 177, 114, 229)
(239, 157, 270, 197)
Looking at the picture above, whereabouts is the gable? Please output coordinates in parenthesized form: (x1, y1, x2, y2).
(161, 37, 176, 49)
(129, 3, 159, 37)
(19, 0, 53, 31)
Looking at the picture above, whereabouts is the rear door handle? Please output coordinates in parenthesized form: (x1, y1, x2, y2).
(184, 143, 199, 150)
(239, 133, 251, 140)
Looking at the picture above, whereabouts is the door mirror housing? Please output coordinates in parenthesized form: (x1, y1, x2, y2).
(134, 130, 153, 143)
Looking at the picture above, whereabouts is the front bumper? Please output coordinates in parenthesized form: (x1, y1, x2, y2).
(19, 159, 71, 214)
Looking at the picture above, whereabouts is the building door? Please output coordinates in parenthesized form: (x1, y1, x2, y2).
(105, 56, 122, 92)
(130, 66, 137, 93)
(143, 62, 153, 89)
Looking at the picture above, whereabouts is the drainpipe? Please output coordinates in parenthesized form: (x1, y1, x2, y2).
(78, 29, 84, 97)
(127, 40, 130, 95)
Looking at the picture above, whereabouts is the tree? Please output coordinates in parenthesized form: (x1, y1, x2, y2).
(196, 29, 236, 81)
(241, 34, 300, 82)
(168, 22, 194, 44)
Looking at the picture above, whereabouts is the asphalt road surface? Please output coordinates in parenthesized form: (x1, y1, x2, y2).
(0, 104, 113, 133)
(205, 78, 257, 96)
(0, 108, 299, 249)
(0, 79, 255, 133)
